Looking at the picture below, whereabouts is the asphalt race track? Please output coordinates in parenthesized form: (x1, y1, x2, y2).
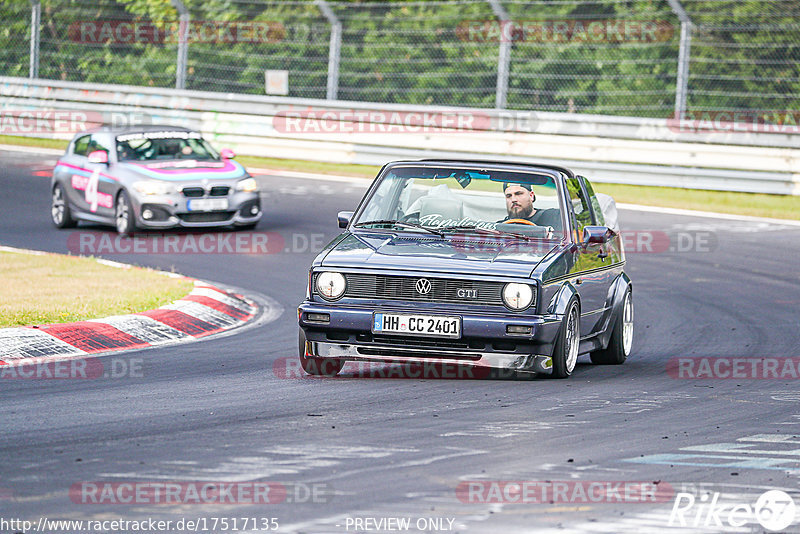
(1, 147, 799, 533)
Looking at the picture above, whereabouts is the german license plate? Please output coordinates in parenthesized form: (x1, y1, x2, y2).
(372, 312, 461, 338)
(188, 198, 229, 211)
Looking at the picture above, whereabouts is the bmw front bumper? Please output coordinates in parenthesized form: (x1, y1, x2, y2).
(130, 190, 262, 229)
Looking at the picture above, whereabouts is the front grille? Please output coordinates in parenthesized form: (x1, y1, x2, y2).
(324, 273, 507, 306)
(355, 346, 481, 361)
(178, 211, 234, 223)
(371, 334, 471, 349)
(182, 187, 204, 198)
(209, 186, 230, 196)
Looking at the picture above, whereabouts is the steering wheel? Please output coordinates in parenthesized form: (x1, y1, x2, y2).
(504, 218, 537, 226)
(400, 212, 421, 223)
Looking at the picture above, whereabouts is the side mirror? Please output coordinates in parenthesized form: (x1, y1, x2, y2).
(87, 150, 108, 164)
(220, 148, 235, 159)
(582, 225, 613, 246)
(338, 211, 354, 229)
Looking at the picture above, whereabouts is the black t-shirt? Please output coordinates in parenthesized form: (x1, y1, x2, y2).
(499, 208, 561, 229)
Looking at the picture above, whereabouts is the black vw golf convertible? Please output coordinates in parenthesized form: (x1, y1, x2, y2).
(298, 160, 633, 379)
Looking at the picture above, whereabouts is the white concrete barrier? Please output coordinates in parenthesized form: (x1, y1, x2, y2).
(2, 76, 798, 194)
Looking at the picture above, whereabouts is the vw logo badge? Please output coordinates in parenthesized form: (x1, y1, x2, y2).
(415, 278, 431, 295)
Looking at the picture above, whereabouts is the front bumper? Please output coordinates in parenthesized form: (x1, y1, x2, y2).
(298, 301, 563, 375)
(130, 191, 262, 229)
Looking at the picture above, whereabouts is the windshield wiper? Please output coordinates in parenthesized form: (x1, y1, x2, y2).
(353, 220, 444, 237)
(438, 224, 536, 241)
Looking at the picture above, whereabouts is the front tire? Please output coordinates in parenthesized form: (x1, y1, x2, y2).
(550, 299, 580, 378)
(51, 183, 77, 228)
(591, 288, 633, 365)
(115, 190, 136, 235)
(298, 329, 344, 377)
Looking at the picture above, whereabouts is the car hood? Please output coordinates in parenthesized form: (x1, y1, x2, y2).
(117, 159, 248, 181)
(320, 232, 557, 278)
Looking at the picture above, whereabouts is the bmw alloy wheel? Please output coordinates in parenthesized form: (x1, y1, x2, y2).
(116, 193, 130, 234)
(51, 186, 65, 225)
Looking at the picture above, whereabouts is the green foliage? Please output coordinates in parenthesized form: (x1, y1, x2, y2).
(0, 0, 32, 78)
(2, 0, 797, 118)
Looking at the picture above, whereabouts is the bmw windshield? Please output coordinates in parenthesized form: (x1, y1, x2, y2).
(116, 130, 220, 162)
(352, 165, 565, 239)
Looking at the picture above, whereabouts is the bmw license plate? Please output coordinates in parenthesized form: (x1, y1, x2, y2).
(188, 198, 229, 211)
(372, 312, 461, 338)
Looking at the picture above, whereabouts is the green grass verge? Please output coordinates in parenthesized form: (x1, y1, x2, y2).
(0, 134, 69, 150)
(2, 133, 797, 220)
(237, 155, 377, 178)
(593, 183, 800, 221)
(0, 251, 194, 328)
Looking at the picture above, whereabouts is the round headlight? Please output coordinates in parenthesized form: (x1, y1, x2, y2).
(503, 283, 533, 310)
(316, 272, 346, 300)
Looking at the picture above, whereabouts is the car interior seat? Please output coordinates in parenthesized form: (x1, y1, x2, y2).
(418, 196, 464, 222)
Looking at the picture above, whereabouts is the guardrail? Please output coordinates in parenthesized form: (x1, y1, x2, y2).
(2, 76, 799, 195)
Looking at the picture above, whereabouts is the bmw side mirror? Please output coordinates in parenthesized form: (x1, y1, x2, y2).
(582, 226, 613, 246)
(220, 148, 235, 159)
(87, 150, 108, 164)
(338, 211, 354, 229)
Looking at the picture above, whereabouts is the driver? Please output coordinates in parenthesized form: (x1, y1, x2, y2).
(500, 182, 561, 228)
(161, 141, 181, 157)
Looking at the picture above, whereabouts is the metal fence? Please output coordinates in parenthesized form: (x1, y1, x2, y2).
(2, 0, 799, 119)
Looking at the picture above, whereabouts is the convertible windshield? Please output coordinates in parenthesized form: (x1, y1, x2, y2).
(116, 131, 219, 162)
(353, 165, 564, 239)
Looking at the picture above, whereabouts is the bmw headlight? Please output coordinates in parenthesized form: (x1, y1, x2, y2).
(502, 283, 534, 310)
(236, 177, 258, 193)
(133, 180, 175, 196)
(316, 272, 346, 300)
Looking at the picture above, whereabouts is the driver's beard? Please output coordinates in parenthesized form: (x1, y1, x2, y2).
(509, 205, 533, 219)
